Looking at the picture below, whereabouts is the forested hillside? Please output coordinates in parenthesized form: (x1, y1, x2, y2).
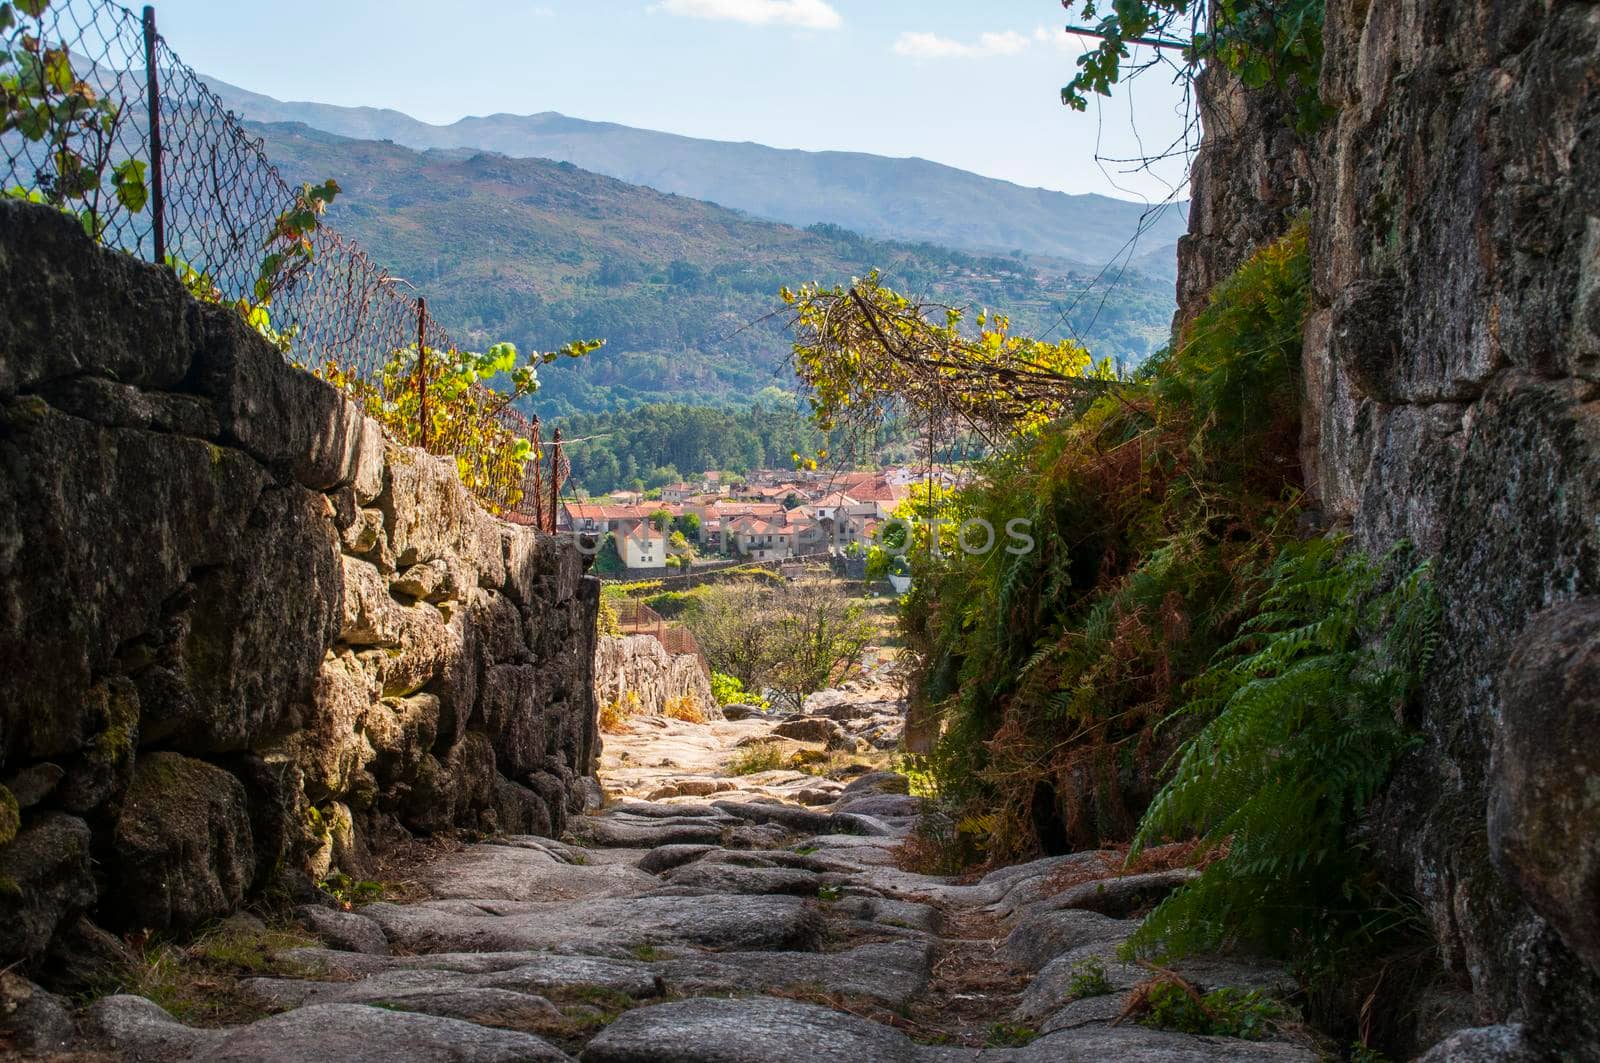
(214, 76, 1188, 269)
(255, 123, 1174, 414)
(557, 397, 815, 496)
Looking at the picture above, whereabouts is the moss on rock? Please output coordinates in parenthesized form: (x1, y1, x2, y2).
(110, 752, 256, 932)
(0, 786, 19, 847)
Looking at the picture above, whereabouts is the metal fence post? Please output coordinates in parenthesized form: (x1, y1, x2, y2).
(416, 297, 429, 450)
(529, 414, 543, 531)
(548, 427, 562, 534)
(141, 6, 165, 265)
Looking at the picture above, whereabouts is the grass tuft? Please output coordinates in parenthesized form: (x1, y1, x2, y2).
(728, 740, 785, 775)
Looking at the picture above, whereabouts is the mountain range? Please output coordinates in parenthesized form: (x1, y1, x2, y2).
(209, 77, 1188, 272)
(254, 122, 1177, 414)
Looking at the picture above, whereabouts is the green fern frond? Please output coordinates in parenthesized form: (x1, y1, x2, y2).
(1126, 537, 1439, 968)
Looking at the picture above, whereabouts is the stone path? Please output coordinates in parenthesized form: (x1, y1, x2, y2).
(82, 687, 1319, 1061)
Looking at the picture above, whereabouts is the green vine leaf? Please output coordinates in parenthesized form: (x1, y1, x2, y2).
(111, 158, 146, 213)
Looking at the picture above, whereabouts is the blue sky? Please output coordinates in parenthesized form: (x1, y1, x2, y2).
(147, 0, 1193, 202)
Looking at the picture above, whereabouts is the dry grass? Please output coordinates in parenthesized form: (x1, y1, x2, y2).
(507, 984, 660, 1056)
(792, 749, 887, 777)
(662, 695, 707, 724)
(892, 829, 980, 877)
(115, 921, 320, 1026)
(600, 691, 644, 733)
(728, 740, 786, 775)
(361, 833, 464, 905)
(894, 906, 1033, 1047)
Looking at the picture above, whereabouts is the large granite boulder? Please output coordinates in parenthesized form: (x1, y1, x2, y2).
(1489, 599, 1600, 973)
(1190, 0, 1600, 1044)
(0, 814, 95, 961)
(110, 753, 256, 931)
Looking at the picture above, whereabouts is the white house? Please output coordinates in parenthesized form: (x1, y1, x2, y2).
(661, 482, 696, 504)
(614, 519, 668, 569)
(729, 517, 795, 561)
(803, 491, 859, 523)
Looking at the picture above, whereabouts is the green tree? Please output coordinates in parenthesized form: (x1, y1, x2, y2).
(685, 580, 874, 709)
(765, 581, 876, 708)
(684, 583, 779, 691)
(646, 465, 681, 489)
(782, 271, 1109, 447)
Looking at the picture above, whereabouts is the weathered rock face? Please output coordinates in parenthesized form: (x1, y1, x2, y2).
(1174, 64, 1314, 333)
(593, 634, 719, 720)
(1302, 0, 1600, 1046)
(1174, 0, 1600, 1048)
(1489, 599, 1600, 977)
(0, 201, 599, 963)
(1177, 0, 1600, 1043)
(110, 753, 256, 932)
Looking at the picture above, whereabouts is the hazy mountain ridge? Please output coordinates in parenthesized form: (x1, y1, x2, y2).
(252, 122, 1175, 414)
(210, 76, 1186, 271)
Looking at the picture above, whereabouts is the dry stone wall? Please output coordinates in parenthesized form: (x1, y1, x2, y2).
(0, 201, 600, 970)
(593, 635, 719, 721)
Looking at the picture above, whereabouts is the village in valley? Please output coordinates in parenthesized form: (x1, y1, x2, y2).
(559, 465, 969, 573)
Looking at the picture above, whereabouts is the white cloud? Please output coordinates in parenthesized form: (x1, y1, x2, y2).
(1032, 25, 1087, 54)
(893, 29, 1032, 59)
(654, 0, 842, 30)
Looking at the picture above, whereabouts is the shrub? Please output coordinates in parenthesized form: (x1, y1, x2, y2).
(116, 921, 318, 1025)
(1065, 957, 1114, 1000)
(320, 337, 601, 515)
(710, 671, 769, 710)
(319, 871, 385, 909)
(791, 750, 873, 778)
(597, 595, 622, 637)
(903, 222, 1312, 859)
(1130, 979, 1288, 1041)
(593, 534, 626, 575)
(599, 691, 643, 733)
(685, 580, 872, 705)
(646, 589, 702, 617)
(985, 1023, 1037, 1048)
(893, 801, 989, 875)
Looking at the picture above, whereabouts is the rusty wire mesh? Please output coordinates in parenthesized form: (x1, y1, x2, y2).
(2, 0, 556, 523)
(612, 601, 709, 678)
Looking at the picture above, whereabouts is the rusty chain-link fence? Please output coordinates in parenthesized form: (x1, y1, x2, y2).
(611, 600, 711, 679)
(2, 0, 565, 526)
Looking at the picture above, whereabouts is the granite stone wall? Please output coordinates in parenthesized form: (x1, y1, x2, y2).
(0, 201, 600, 970)
(593, 635, 719, 721)
(1305, 0, 1600, 1044)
